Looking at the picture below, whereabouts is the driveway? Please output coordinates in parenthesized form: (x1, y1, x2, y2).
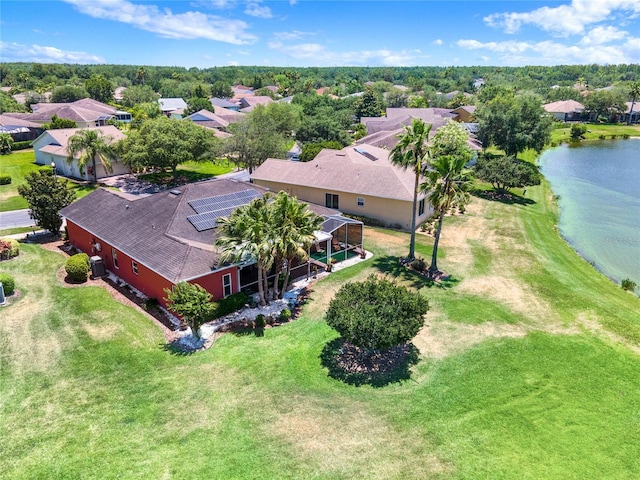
(0, 209, 34, 229)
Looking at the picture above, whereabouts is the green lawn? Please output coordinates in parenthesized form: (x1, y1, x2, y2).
(1, 174, 639, 478)
(0, 150, 98, 212)
(138, 159, 236, 186)
(551, 122, 640, 144)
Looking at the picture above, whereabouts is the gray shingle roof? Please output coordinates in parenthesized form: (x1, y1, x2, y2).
(61, 179, 270, 282)
(60, 178, 337, 283)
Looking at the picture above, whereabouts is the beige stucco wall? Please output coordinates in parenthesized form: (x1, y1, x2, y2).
(254, 179, 433, 230)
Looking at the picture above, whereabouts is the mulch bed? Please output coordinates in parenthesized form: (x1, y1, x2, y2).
(335, 342, 414, 376)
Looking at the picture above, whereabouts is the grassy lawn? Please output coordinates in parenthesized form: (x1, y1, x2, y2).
(0, 150, 98, 212)
(551, 122, 640, 144)
(1, 175, 639, 478)
(138, 159, 236, 186)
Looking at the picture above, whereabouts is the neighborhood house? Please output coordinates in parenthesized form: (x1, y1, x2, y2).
(60, 178, 363, 309)
(32, 125, 129, 180)
(251, 144, 432, 230)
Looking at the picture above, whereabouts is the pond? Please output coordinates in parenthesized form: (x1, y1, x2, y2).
(539, 139, 640, 292)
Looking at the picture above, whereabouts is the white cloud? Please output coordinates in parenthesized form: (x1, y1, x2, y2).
(0, 41, 105, 63)
(269, 42, 423, 66)
(273, 30, 315, 41)
(62, 0, 257, 44)
(485, 0, 640, 36)
(244, 2, 272, 19)
(581, 26, 627, 45)
(457, 37, 638, 65)
(433, 39, 443, 45)
(227, 60, 240, 66)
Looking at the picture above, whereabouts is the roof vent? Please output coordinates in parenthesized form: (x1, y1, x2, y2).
(170, 189, 182, 195)
(125, 204, 130, 210)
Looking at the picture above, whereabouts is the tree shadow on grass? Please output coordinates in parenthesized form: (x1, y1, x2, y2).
(139, 171, 216, 187)
(162, 340, 198, 356)
(372, 255, 459, 290)
(320, 338, 420, 388)
(471, 188, 536, 206)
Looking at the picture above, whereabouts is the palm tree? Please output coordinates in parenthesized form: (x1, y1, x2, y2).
(390, 118, 432, 260)
(628, 82, 640, 125)
(420, 121, 473, 276)
(216, 196, 275, 306)
(271, 191, 323, 299)
(66, 129, 117, 183)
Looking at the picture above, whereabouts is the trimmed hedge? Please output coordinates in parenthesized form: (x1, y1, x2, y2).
(0, 174, 11, 185)
(65, 253, 90, 282)
(213, 291, 250, 318)
(0, 273, 16, 295)
(12, 141, 32, 151)
(0, 238, 20, 260)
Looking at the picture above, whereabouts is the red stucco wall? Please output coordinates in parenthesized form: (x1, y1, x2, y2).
(65, 220, 237, 309)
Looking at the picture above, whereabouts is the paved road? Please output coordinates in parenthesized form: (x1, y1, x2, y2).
(0, 209, 34, 229)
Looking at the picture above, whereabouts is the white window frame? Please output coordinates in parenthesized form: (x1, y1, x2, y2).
(112, 248, 119, 269)
(222, 273, 232, 298)
(418, 199, 425, 216)
(356, 197, 365, 207)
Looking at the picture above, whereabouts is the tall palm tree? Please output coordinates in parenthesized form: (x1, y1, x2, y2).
(66, 129, 117, 183)
(422, 155, 472, 276)
(628, 82, 640, 125)
(216, 196, 275, 306)
(390, 118, 432, 260)
(421, 121, 473, 276)
(271, 191, 323, 299)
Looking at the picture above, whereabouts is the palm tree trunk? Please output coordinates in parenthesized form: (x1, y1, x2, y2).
(629, 99, 636, 125)
(92, 157, 98, 183)
(429, 210, 445, 276)
(257, 268, 266, 306)
(272, 261, 281, 300)
(262, 268, 270, 305)
(279, 259, 293, 299)
(408, 169, 419, 260)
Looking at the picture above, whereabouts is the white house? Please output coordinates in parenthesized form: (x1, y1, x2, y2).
(32, 126, 129, 181)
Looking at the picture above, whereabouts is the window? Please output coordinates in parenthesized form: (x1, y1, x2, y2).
(112, 248, 119, 269)
(132, 261, 139, 275)
(325, 193, 339, 209)
(222, 273, 232, 298)
(356, 197, 365, 207)
(418, 199, 425, 216)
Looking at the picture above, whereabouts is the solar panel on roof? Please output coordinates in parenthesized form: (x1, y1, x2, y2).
(188, 189, 261, 214)
(187, 189, 262, 231)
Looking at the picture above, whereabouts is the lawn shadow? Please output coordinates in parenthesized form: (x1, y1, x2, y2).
(372, 255, 459, 290)
(162, 340, 199, 356)
(320, 338, 420, 388)
(472, 189, 536, 206)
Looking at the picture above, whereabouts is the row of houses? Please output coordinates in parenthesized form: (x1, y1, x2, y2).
(56, 105, 481, 311)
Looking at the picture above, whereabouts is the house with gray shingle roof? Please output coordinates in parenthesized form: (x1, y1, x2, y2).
(252, 144, 433, 230)
(60, 178, 362, 309)
(3, 98, 132, 127)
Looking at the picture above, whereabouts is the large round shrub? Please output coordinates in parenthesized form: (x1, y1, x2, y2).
(65, 253, 90, 282)
(0, 238, 20, 260)
(0, 273, 16, 295)
(325, 274, 429, 351)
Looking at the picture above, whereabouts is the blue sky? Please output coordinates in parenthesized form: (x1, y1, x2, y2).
(1, 0, 639, 68)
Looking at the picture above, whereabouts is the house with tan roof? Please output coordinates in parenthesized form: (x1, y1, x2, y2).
(251, 144, 433, 230)
(358, 108, 481, 151)
(543, 100, 585, 121)
(0, 114, 43, 141)
(186, 109, 231, 138)
(238, 96, 274, 113)
(32, 125, 129, 180)
(3, 98, 132, 127)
